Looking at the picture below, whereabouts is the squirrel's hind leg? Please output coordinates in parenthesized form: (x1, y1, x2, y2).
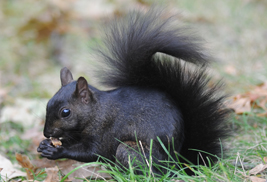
(115, 141, 163, 175)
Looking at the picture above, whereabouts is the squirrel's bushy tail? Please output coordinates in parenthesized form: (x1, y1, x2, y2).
(98, 9, 229, 166)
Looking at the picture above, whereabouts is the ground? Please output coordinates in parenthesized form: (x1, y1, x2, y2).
(0, 0, 267, 181)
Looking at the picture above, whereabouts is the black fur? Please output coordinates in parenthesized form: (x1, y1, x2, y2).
(38, 8, 229, 175)
(98, 9, 229, 166)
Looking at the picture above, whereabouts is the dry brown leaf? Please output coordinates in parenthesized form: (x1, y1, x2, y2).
(44, 166, 59, 182)
(249, 163, 267, 175)
(254, 82, 267, 93)
(256, 112, 267, 117)
(258, 98, 267, 110)
(264, 157, 267, 163)
(32, 159, 112, 181)
(15, 153, 36, 180)
(250, 176, 267, 182)
(0, 154, 26, 180)
(229, 81, 267, 115)
(250, 82, 267, 109)
(228, 95, 251, 114)
(18, 2, 77, 43)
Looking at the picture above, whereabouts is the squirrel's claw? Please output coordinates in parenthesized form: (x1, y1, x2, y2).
(37, 138, 64, 160)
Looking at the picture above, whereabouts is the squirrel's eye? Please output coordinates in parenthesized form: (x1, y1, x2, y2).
(61, 109, 71, 118)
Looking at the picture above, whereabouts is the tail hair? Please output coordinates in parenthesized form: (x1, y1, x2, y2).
(97, 8, 210, 87)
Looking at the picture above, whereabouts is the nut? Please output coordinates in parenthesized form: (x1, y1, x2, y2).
(50, 137, 62, 147)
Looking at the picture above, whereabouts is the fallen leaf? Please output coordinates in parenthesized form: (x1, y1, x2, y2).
(250, 176, 267, 182)
(32, 159, 112, 181)
(16, 153, 36, 180)
(44, 166, 59, 182)
(257, 112, 267, 117)
(228, 95, 251, 114)
(229, 81, 267, 115)
(264, 157, 267, 163)
(0, 154, 26, 180)
(249, 163, 267, 175)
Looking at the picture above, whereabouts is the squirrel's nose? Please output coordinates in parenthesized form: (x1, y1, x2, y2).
(43, 131, 52, 138)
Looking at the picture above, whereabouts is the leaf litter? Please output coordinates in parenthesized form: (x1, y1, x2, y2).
(229, 81, 267, 116)
(13, 153, 112, 181)
(0, 1, 267, 181)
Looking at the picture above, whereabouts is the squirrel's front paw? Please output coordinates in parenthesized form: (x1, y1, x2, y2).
(37, 138, 65, 160)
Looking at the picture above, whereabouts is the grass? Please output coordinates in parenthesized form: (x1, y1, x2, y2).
(1, 114, 264, 181)
(0, 122, 31, 163)
(34, 123, 265, 182)
(70, 119, 265, 181)
(0, 0, 267, 181)
(14, 118, 265, 181)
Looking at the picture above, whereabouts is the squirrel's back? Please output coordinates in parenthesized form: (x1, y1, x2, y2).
(98, 9, 229, 167)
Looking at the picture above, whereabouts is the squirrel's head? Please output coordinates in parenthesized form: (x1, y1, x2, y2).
(43, 67, 96, 140)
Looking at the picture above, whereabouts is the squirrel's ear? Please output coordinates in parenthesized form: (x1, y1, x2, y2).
(60, 67, 73, 86)
(75, 77, 92, 104)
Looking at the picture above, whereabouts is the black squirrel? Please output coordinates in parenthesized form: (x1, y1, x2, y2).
(37, 9, 229, 174)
